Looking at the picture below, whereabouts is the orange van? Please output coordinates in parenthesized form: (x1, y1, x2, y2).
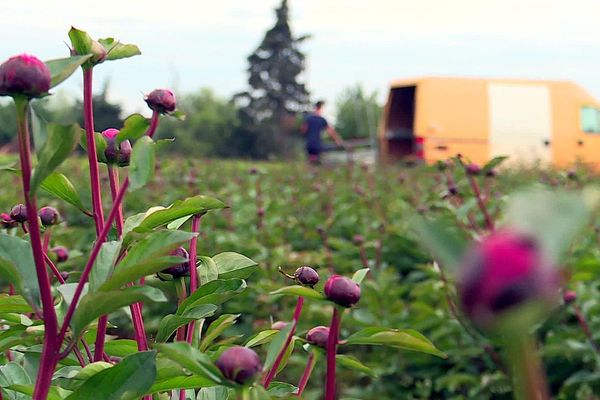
(379, 77, 600, 168)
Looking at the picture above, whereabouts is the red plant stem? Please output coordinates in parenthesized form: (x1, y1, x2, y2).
(15, 98, 60, 400)
(296, 351, 316, 397)
(107, 166, 124, 236)
(467, 174, 494, 231)
(43, 253, 64, 283)
(325, 307, 342, 400)
(262, 296, 305, 387)
(147, 111, 160, 138)
(176, 278, 188, 341)
(82, 68, 105, 235)
(42, 229, 51, 254)
(573, 303, 600, 354)
(185, 215, 202, 344)
(58, 178, 128, 345)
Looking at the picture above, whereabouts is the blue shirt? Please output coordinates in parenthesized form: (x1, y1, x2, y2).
(304, 113, 328, 151)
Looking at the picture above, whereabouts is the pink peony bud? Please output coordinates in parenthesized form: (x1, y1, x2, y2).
(0, 213, 18, 229)
(306, 326, 330, 348)
(50, 246, 69, 263)
(458, 230, 560, 330)
(145, 89, 176, 114)
(294, 266, 320, 287)
(271, 321, 288, 330)
(102, 129, 131, 167)
(563, 290, 577, 305)
(9, 204, 27, 223)
(216, 346, 262, 385)
(158, 247, 189, 280)
(324, 275, 361, 307)
(38, 206, 60, 226)
(0, 54, 51, 98)
(466, 163, 481, 176)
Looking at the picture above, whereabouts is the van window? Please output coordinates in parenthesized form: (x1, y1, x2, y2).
(581, 106, 600, 133)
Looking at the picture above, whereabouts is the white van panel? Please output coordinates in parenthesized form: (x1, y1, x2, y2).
(488, 83, 552, 164)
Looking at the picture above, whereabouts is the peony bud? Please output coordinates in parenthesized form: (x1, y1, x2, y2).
(294, 266, 320, 287)
(563, 290, 577, 305)
(466, 163, 481, 176)
(102, 128, 131, 167)
(458, 230, 560, 330)
(145, 89, 176, 114)
(271, 321, 288, 331)
(158, 247, 189, 280)
(0, 213, 18, 229)
(306, 326, 330, 348)
(352, 234, 365, 245)
(89, 40, 107, 64)
(50, 246, 69, 263)
(38, 206, 60, 226)
(9, 204, 27, 223)
(60, 271, 69, 281)
(216, 346, 262, 385)
(324, 275, 361, 307)
(0, 54, 51, 98)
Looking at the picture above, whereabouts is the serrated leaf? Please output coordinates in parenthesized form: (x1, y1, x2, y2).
(45, 55, 92, 88)
(213, 252, 258, 280)
(31, 123, 81, 195)
(344, 327, 446, 358)
(137, 195, 227, 231)
(40, 172, 90, 215)
(270, 285, 325, 301)
(65, 351, 157, 400)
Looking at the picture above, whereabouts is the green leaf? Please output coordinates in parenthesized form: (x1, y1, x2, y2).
(178, 279, 246, 315)
(128, 136, 155, 191)
(154, 342, 224, 385)
(115, 114, 149, 144)
(30, 105, 48, 150)
(505, 188, 594, 263)
(65, 351, 157, 400)
(0, 295, 33, 314)
(99, 39, 141, 61)
(31, 123, 81, 195)
(5, 384, 68, 400)
(263, 323, 293, 371)
(344, 327, 446, 358)
(89, 241, 121, 292)
(45, 55, 92, 88)
(199, 314, 239, 352)
(155, 304, 217, 343)
(352, 268, 370, 284)
(197, 386, 230, 400)
(482, 155, 508, 173)
(248, 385, 271, 400)
(104, 339, 138, 357)
(148, 376, 217, 395)
(213, 252, 258, 280)
(71, 286, 167, 339)
(336, 354, 377, 377)
(245, 330, 279, 348)
(198, 256, 219, 285)
(0, 234, 40, 307)
(137, 195, 227, 231)
(266, 382, 298, 397)
(410, 214, 467, 271)
(99, 230, 195, 291)
(40, 172, 90, 215)
(68, 27, 93, 57)
(270, 285, 326, 301)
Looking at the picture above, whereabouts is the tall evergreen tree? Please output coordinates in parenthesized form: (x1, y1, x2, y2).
(234, 0, 310, 158)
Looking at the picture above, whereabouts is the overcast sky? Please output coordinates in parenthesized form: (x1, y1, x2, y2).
(2, 0, 600, 116)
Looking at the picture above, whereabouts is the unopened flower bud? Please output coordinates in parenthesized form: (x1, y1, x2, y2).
(216, 346, 262, 385)
(38, 206, 60, 226)
(158, 247, 189, 280)
(324, 275, 361, 307)
(0, 213, 17, 229)
(563, 290, 577, 305)
(50, 246, 69, 263)
(145, 89, 176, 114)
(257, 208, 265, 217)
(448, 185, 458, 195)
(306, 326, 330, 348)
(466, 163, 481, 176)
(294, 266, 320, 287)
(485, 169, 497, 178)
(352, 235, 365, 245)
(102, 129, 131, 167)
(90, 40, 107, 64)
(9, 204, 27, 223)
(458, 230, 560, 330)
(0, 54, 51, 98)
(60, 271, 69, 281)
(271, 321, 288, 330)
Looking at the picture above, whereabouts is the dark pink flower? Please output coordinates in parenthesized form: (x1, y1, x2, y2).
(294, 266, 319, 287)
(50, 246, 69, 263)
(0, 54, 51, 98)
(306, 326, 330, 348)
(158, 247, 189, 280)
(324, 275, 361, 307)
(145, 89, 176, 114)
(458, 230, 560, 329)
(102, 128, 131, 167)
(216, 346, 262, 385)
(9, 204, 27, 223)
(38, 206, 60, 226)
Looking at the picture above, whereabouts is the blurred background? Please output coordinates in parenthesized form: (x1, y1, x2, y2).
(2, 0, 600, 160)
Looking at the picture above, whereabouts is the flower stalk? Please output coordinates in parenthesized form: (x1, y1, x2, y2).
(325, 306, 342, 400)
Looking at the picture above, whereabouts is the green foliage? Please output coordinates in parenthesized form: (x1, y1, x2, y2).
(334, 84, 382, 139)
